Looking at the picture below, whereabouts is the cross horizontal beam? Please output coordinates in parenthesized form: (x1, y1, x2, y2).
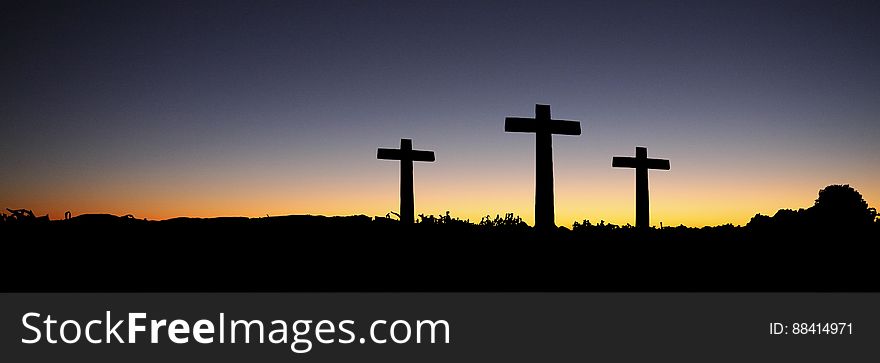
(504, 117, 581, 135)
(612, 157, 670, 170)
(377, 149, 435, 162)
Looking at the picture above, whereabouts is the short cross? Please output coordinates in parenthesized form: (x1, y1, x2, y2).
(612, 146, 670, 228)
(377, 138, 435, 224)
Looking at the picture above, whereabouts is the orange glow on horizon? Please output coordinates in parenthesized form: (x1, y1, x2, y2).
(5, 174, 877, 228)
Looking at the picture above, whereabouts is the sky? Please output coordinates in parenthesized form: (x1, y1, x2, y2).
(2, 0, 878, 227)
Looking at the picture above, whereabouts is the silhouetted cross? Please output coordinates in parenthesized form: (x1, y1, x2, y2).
(612, 146, 670, 228)
(505, 104, 581, 231)
(377, 138, 435, 224)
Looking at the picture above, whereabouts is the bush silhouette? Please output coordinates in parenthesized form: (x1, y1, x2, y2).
(417, 211, 471, 227)
(479, 213, 528, 229)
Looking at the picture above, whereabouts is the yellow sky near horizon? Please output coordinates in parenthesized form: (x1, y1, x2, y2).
(4, 169, 876, 227)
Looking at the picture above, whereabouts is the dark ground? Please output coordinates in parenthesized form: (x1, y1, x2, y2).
(2, 213, 877, 292)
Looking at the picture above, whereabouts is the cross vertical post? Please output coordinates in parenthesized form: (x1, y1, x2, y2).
(535, 105, 554, 231)
(399, 139, 414, 224)
(635, 147, 649, 228)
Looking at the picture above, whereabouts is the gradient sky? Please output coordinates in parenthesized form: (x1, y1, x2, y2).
(2, 0, 878, 227)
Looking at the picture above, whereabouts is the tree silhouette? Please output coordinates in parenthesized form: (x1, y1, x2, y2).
(746, 184, 876, 233)
(809, 184, 874, 227)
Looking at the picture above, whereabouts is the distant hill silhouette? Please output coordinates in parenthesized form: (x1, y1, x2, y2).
(1, 185, 878, 292)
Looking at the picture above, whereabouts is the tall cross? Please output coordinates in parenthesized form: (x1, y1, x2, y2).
(377, 138, 435, 224)
(612, 146, 670, 228)
(505, 104, 581, 231)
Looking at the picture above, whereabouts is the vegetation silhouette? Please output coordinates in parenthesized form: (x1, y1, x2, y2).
(1, 184, 878, 292)
(3, 208, 49, 223)
(747, 184, 877, 236)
